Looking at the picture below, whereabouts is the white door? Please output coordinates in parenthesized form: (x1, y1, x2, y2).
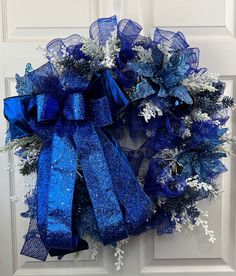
(1, 1, 236, 275)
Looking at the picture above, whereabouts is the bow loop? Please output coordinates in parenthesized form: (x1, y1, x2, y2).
(36, 93, 112, 125)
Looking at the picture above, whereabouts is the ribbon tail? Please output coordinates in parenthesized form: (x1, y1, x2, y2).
(37, 121, 88, 256)
(37, 141, 51, 246)
(73, 121, 128, 245)
(96, 130, 153, 233)
(20, 188, 48, 261)
(20, 141, 51, 261)
(20, 216, 49, 261)
(20, 141, 52, 261)
(47, 121, 85, 250)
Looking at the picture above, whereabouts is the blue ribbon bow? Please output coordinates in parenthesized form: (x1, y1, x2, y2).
(4, 69, 153, 260)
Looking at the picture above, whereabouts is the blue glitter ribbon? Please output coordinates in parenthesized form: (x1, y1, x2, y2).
(4, 70, 153, 259)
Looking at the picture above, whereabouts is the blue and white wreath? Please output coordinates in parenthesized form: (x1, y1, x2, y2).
(2, 16, 235, 269)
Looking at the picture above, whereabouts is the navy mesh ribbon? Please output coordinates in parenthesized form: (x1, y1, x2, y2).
(4, 71, 153, 260)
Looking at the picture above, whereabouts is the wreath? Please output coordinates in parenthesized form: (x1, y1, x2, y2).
(2, 16, 235, 269)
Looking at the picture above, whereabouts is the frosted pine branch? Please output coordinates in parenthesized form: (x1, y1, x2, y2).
(172, 207, 216, 243)
(0, 135, 42, 154)
(191, 109, 210, 121)
(139, 101, 163, 122)
(186, 175, 219, 197)
(183, 72, 219, 93)
(90, 240, 100, 260)
(101, 30, 120, 68)
(81, 37, 104, 60)
(157, 40, 173, 58)
(113, 238, 129, 271)
(181, 128, 191, 139)
(46, 46, 68, 74)
(133, 45, 153, 63)
(194, 211, 216, 243)
(171, 212, 182, 233)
